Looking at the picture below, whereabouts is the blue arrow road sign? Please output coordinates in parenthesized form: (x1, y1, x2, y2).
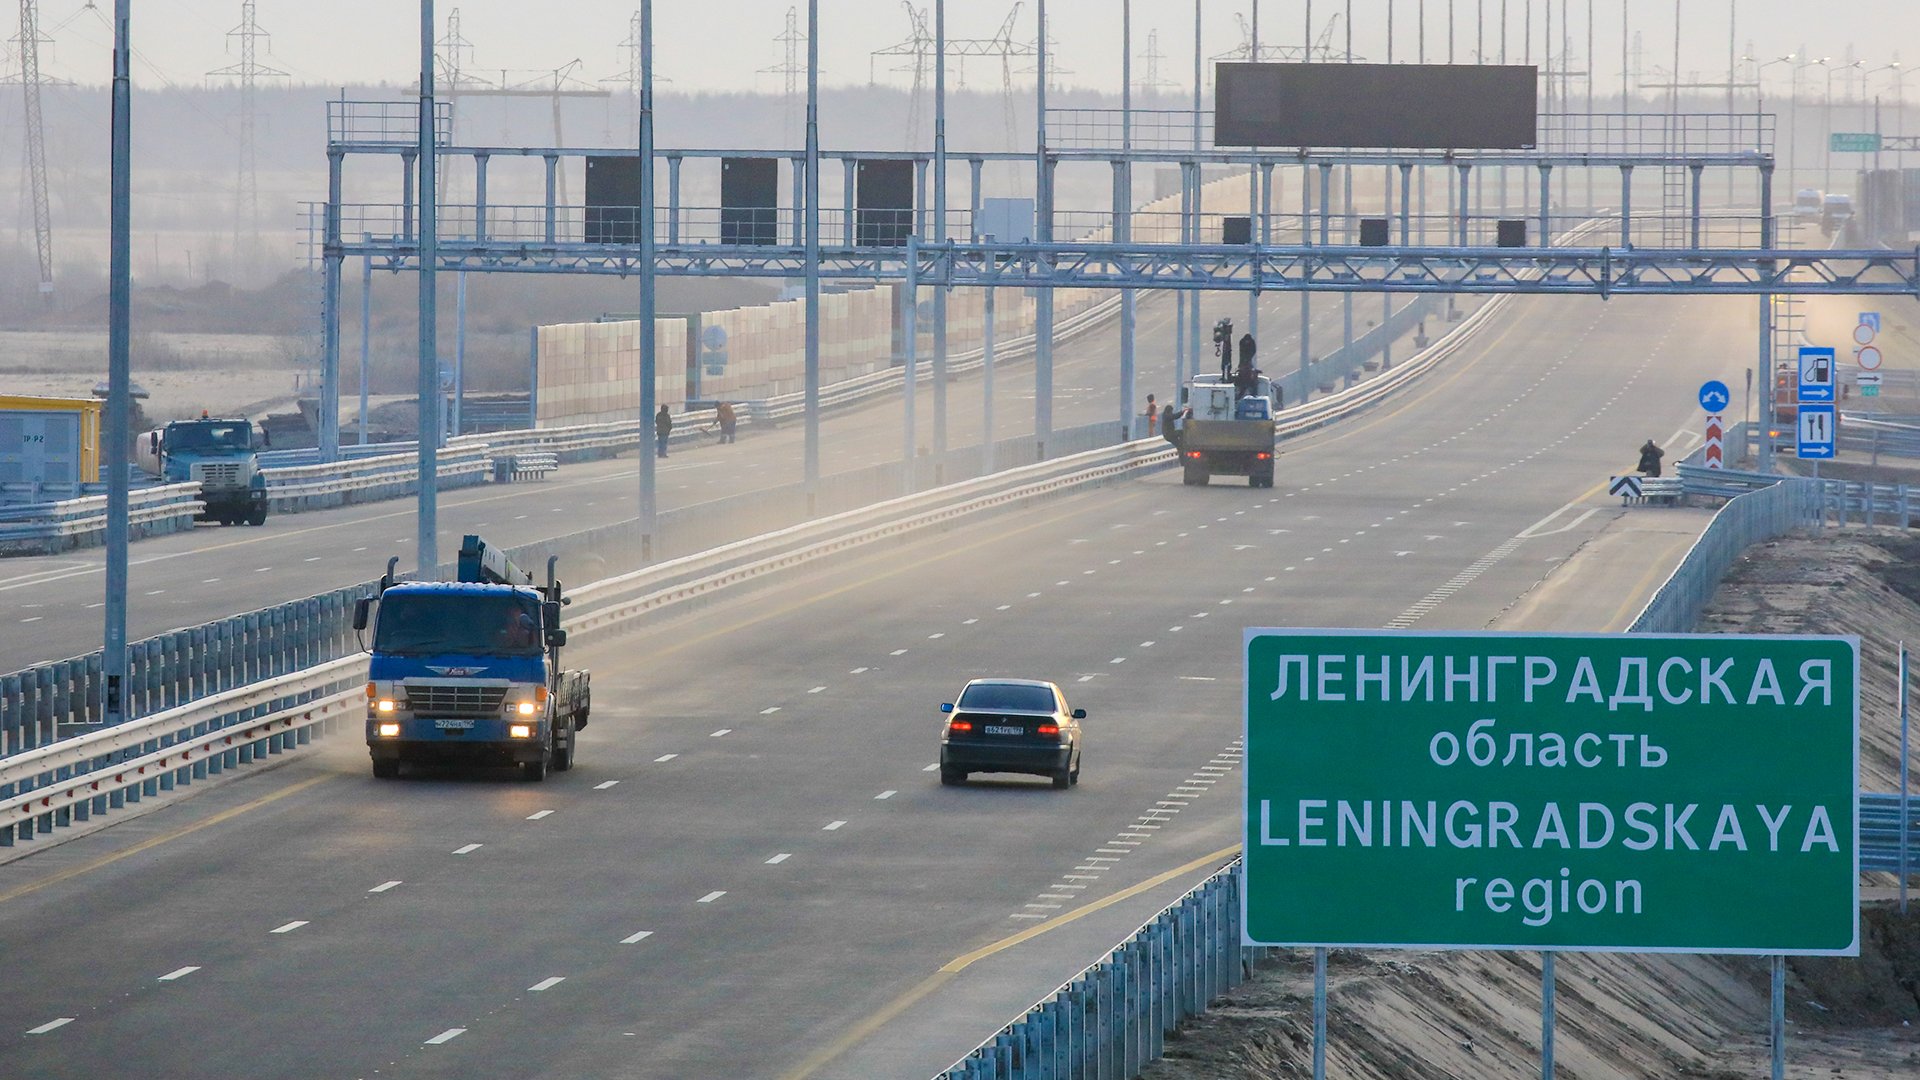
(1698, 380, 1731, 412)
(1797, 404, 1837, 459)
(1799, 347, 1837, 403)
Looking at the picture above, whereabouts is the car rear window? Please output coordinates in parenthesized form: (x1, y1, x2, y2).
(959, 683, 1056, 712)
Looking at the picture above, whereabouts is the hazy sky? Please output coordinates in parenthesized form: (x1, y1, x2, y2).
(23, 1, 1920, 100)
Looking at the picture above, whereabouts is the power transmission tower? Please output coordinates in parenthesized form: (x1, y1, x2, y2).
(16, 0, 52, 303)
(208, 1, 288, 277)
(871, 3, 933, 147)
(873, 4, 1037, 152)
(1139, 29, 1179, 96)
(758, 6, 804, 145)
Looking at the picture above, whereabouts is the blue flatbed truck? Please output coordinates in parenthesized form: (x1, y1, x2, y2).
(355, 535, 591, 781)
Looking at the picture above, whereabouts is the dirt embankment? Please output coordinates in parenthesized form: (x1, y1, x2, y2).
(1144, 532, 1920, 1080)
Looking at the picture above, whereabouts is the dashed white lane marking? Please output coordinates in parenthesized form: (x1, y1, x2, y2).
(426, 1028, 466, 1045)
(453, 843, 482, 855)
(808, 686, 826, 694)
(823, 820, 847, 831)
(20, 616, 41, 623)
(145, 589, 165, 596)
(203, 577, 221, 583)
(697, 891, 727, 904)
(352, 546, 367, 552)
(928, 633, 945, 639)
(529, 977, 566, 992)
(1140, 641, 1155, 648)
(1078, 675, 1096, 682)
(158, 966, 200, 982)
(850, 667, 869, 674)
(996, 605, 1011, 611)
(761, 707, 781, 715)
(766, 853, 792, 865)
(1010, 912, 1047, 920)
(527, 810, 555, 820)
(270, 921, 308, 934)
(253, 566, 272, 572)
(1025, 902, 1063, 910)
(892, 648, 909, 655)
(369, 881, 402, 893)
(1109, 657, 1125, 665)
(654, 753, 678, 762)
(27, 1018, 73, 1034)
(962, 618, 978, 625)
(710, 729, 732, 737)
(875, 790, 897, 800)
(304, 557, 322, 563)
(922, 763, 939, 771)
(621, 930, 654, 944)
(594, 780, 620, 790)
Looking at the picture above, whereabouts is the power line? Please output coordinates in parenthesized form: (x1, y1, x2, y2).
(207, 0, 288, 277)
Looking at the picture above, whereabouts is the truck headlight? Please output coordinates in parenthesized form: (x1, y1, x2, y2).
(509, 724, 533, 739)
(377, 699, 396, 713)
(516, 701, 537, 716)
(376, 722, 401, 738)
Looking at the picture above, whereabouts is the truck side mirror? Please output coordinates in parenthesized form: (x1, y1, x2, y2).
(545, 629, 568, 649)
(352, 597, 372, 631)
(542, 601, 562, 628)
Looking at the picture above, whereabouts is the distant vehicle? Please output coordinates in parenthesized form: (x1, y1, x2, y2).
(1821, 193, 1854, 233)
(357, 535, 591, 781)
(1174, 371, 1280, 488)
(938, 678, 1083, 789)
(1791, 188, 1823, 220)
(136, 414, 268, 526)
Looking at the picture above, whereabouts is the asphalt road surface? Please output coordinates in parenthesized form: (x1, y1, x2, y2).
(0, 291, 1747, 1079)
(0, 288, 1383, 671)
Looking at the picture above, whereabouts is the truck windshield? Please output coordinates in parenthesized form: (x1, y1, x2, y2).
(374, 593, 544, 657)
(959, 683, 1057, 712)
(168, 423, 252, 454)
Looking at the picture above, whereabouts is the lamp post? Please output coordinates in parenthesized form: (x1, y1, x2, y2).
(1791, 56, 1829, 195)
(1863, 63, 1901, 131)
(1826, 59, 1862, 191)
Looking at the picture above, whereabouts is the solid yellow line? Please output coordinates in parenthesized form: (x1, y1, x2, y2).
(0, 775, 333, 906)
(777, 843, 1242, 1080)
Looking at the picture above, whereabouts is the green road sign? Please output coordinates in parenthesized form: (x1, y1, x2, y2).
(1830, 132, 1882, 152)
(1243, 630, 1859, 955)
(1863, 385, 1881, 397)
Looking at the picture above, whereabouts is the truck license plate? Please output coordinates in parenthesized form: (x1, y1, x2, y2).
(434, 719, 474, 730)
(984, 725, 1024, 736)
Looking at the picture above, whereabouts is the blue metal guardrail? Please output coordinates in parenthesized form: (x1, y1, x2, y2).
(932, 793, 1917, 1080)
(1631, 476, 1825, 634)
(935, 859, 1252, 1080)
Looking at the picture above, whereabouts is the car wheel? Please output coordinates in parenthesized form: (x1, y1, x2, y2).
(1070, 755, 1081, 786)
(939, 768, 967, 786)
(1051, 768, 1071, 790)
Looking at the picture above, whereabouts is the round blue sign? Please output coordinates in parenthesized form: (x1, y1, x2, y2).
(1697, 380, 1731, 413)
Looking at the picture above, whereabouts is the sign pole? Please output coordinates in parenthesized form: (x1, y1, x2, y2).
(1311, 946, 1328, 1080)
(1770, 955, 1786, 1080)
(1901, 642, 1911, 915)
(1541, 952, 1557, 1078)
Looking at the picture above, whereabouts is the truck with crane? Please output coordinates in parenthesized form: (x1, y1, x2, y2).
(356, 535, 591, 781)
(1171, 319, 1280, 488)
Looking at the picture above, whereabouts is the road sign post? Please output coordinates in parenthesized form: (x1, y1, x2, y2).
(1243, 629, 1859, 953)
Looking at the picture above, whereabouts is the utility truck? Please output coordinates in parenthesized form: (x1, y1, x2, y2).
(1175, 374, 1279, 488)
(136, 413, 268, 526)
(357, 535, 591, 781)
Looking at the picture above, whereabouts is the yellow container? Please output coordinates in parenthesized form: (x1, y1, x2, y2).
(0, 395, 102, 480)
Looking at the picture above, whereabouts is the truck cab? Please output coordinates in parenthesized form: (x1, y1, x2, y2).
(1791, 188, 1824, 221)
(357, 536, 591, 781)
(138, 415, 268, 526)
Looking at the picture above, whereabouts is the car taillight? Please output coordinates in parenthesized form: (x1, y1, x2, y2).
(948, 720, 973, 733)
(1255, 452, 1272, 460)
(1037, 723, 1060, 737)
(1185, 451, 1203, 459)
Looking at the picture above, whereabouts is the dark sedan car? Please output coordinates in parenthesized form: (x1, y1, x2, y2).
(938, 678, 1084, 789)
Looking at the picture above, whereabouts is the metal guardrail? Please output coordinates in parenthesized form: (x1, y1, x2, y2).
(0, 483, 205, 555)
(935, 858, 1249, 1080)
(1861, 793, 1919, 875)
(263, 444, 492, 512)
(1630, 478, 1825, 634)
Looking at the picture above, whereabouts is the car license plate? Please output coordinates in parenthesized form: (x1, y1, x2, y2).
(434, 718, 474, 730)
(984, 724, 1024, 736)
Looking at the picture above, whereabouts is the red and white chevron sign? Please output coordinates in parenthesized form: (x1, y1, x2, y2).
(1704, 415, 1724, 470)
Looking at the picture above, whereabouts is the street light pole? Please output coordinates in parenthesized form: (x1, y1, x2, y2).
(416, 0, 440, 578)
(104, 0, 132, 728)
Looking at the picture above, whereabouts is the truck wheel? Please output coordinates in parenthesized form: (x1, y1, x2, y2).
(247, 508, 267, 526)
(554, 741, 574, 772)
(1182, 462, 1208, 486)
(522, 754, 550, 782)
(371, 759, 400, 779)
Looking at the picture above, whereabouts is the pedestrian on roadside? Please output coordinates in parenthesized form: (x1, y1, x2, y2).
(656, 404, 674, 458)
(1144, 393, 1157, 436)
(1161, 403, 1179, 448)
(716, 401, 737, 444)
(1636, 438, 1664, 478)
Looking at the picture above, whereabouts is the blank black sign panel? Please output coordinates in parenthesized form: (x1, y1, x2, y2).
(585, 156, 646, 244)
(721, 157, 780, 246)
(857, 159, 916, 247)
(1214, 63, 1538, 150)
